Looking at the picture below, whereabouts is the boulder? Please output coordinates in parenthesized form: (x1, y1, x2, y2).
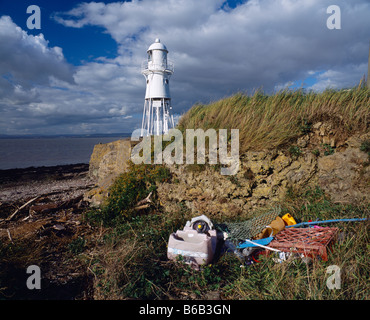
(317, 144, 369, 203)
(84, 139, 132, 206)
(89, 139, 131, 184)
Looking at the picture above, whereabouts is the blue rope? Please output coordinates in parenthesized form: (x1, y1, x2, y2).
(287, 218, 369, 228)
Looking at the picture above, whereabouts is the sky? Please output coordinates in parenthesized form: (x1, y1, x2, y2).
(0, 0, 369, 136)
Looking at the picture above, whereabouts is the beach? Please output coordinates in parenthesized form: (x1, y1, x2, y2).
(0, 163, 93, 204)
(0, 163, 96, 299)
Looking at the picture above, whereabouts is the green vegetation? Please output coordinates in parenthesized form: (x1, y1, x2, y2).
(323, 143, 335, 156)
(360, 139, 370, 158)
(288, 145, 302, 159)
(81, 166, 369, 300)
(68, 236, 87, 254)
(79, 86, 369, 300)
(178, 86, 369, 153)
(86, 163, 171, 226)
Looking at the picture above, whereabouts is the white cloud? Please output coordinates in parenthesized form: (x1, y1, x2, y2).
(0, 16, 74, 87)
(308, 63, 368, 91)
(53, 0, 225, 42)
(54, 0, 369, 95)
(1, 0, 370, 135)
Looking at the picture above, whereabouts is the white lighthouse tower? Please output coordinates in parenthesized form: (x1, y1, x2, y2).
(141, 38, 174, 136)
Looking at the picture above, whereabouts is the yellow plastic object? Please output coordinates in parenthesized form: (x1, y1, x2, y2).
(282, 213, 297, 226)
(269, 216, 286, 235)
(254, 216, 285, 239)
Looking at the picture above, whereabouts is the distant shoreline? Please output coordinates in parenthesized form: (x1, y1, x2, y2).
(0, 133, 132, 139)
(0, 135, 131, 170)
(0, 162, 90, 173)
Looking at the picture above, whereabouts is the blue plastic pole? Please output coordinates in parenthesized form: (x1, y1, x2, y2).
(287, 218, 369, 228)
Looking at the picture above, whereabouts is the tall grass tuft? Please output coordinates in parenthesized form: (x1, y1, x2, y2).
(178, 86, 369, 153)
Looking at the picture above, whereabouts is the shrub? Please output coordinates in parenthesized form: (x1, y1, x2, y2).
(99, 162, 171, 225)
(360, 140, 370, 158)
(288, 145, 301, 159)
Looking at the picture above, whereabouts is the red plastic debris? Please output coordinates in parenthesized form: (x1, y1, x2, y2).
(268, 227, 339, 261)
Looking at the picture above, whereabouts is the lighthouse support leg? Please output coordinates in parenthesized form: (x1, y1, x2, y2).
(141, 100, 149, 137)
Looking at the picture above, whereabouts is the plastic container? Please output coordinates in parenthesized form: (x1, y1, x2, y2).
(282, 213, 297, 226)
(167, 227, 218, 267)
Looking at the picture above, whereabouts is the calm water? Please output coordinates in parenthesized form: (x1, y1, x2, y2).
(0, 136, 130, 170)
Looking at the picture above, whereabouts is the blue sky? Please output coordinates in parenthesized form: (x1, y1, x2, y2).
(0, 0, 369, 135)
(0, 0, 118, 64)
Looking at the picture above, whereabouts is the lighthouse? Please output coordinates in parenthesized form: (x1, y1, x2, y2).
(141, 38, 175, 136)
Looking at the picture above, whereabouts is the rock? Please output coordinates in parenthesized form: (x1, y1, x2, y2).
(322, 136, 331, 145)
(83, 186, 107, 207)
(252, 185, 271, 198)
(317, 147, 369, 203)
(89, 139, 131, 184)
(273, 153, 292, 173)
(204, 291, 221, 300)
(297, 136, 308, 148)
(86, 139, 132, 206)
(85, 128, 369, 215)
(53, 224, 65, 231)
(345, 135, 366, 149)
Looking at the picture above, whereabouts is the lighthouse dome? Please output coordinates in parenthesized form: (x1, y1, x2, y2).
(147, 38, 168, 52)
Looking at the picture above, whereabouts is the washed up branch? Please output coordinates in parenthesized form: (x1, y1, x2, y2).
(134, 191, 153, 210)
(7, 229, 13, 243)
(6, 196, 40, 221)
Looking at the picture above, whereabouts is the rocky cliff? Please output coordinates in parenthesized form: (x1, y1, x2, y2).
(85, 122, 369, 217)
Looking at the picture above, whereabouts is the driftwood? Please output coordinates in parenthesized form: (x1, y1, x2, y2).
(29, 195, 84, 215)
(6, 196, 40, 221)
(134, 204, 151, 210)
(7, 229, 13, 242)
(134, 192, 153, 210)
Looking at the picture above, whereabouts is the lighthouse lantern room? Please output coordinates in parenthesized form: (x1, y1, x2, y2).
(141, 38, 174, 136)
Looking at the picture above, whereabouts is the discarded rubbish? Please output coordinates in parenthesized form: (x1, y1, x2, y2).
(216, 207, 281, 242)
(237, 237, 274, 249)
(254, 215, 285, 239)
(281, 213, 297, 226)
(272, 252, 313, 264)
(167, 211, 365, 269)
(167, 215, 219, 269)
(268, 227, 339, 261)
(287, 217, 369, 228)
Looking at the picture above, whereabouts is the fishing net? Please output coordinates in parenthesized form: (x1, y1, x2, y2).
(216, 206, 281, 243)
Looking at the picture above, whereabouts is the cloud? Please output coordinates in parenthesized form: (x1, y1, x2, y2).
(0, 15, 77, 134)
(0, 15, 140, 135)
(1, 0, 370, 135)
(0, 16, 74, 87)
(54, 0, 370, 101)
(53, 0, 225, 42)
(308, 63, 368, 91)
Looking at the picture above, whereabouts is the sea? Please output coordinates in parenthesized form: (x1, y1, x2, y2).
(0, 134, 131, 170)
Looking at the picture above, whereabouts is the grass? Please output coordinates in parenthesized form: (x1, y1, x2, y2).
(178, 86, 369, 153)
